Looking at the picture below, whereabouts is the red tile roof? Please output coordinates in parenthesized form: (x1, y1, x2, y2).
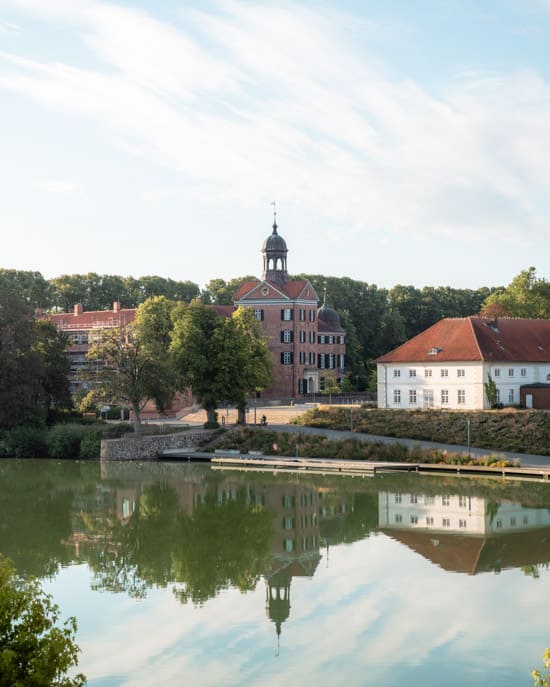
(212, 305, 235, 318)
(46, 308, 136, 330)
(376, 317, 550, 364)
(233, 279, 316, 301)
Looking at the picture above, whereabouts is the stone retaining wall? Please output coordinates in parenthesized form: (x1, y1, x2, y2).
(100, 429, 213, 461)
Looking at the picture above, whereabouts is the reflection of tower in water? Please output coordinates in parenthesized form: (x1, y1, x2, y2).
(265, 566, 291, 655)
(260, 481, 322, 653)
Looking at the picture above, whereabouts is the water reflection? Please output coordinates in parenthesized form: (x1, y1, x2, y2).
(3, 461, 550, 684)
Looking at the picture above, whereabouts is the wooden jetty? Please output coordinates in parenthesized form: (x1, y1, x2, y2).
(209, 455, 550, 482)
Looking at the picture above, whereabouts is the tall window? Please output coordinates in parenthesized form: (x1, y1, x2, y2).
(393, 369, 401, 378)
(520, 368, 527, 377)
(441, 369, 448, 377)
(300, 330, 306, 343)
(318, 335, 325, 344)
(281, 352, 293, 365)
(494, 368, 500, 377)
(299, 351, 306, 364)
(425, 369, 432, 377)
(299, 308, 306, 321)
(309, 331, 315, 344)
(508, 389, 514, 403)
(309, 352, 315, 364)
(409, 369, 416, 377)
(508, 368, 514, 377)
(457, 369, 465, 377)
(281, 330, 293, 343)
(318, 353, 326, 369)
(441, 389, 449, 404)
(281, 308, 293, 321)
(309, 310, 315, 322)
(253, 309, 264, 321)
(394, 389, 401, 404)
(409, 389, 417, 404)
(457, 389, 466, 404)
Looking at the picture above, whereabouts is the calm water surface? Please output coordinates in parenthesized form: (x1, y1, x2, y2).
(1, 458, 550, 686)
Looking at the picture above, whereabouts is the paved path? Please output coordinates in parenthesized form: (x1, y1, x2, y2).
(180, 403, 550, 468)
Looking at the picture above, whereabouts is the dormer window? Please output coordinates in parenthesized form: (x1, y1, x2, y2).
(428, 347, 442, 355)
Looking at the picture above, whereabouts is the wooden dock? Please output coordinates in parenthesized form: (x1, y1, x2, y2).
(209, 455, 550, 482)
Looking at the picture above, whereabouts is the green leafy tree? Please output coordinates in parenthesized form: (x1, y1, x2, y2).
(86, 326, 174, 434)
(0, 556, 86, 686)
(0, 293, 70, 428)
(226, 307, 273, 424)
(481, 267, 550, 319)
(0, 269, 51, 308)
(202, 277, 256, 305)
(170, 302, 231, 426)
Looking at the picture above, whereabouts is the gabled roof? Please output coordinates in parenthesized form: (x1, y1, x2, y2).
(233, 278, 318, 302)
(375, 317, 550, 364)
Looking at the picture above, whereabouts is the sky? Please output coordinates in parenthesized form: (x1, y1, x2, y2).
(1, 0, 550, 291)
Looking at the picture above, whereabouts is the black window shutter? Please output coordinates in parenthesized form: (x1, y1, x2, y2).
(280, 331, 284, 343)
(261, 310, 264, 321)
(280, 352, 284, 364)
(281, 309, 284, 320)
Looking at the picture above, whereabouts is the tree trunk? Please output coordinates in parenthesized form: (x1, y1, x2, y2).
(237, 406, 246, 425)
(206, 406, 218, 425)
(133, 403, 142, 435)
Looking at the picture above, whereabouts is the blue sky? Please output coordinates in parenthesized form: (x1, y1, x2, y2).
(1, 0, 550, 290)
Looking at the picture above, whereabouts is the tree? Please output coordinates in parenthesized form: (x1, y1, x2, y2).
(170, 302, 233, 426)
(481, 267, 550, 319)
(202, 277, 256, 305)
(170, 303, 272, 426)
(226, 307, 273, 423)
(33, 320, 72, 413)
(484, 373, 498, 408)
(0, 556, 86, 686)
(533, 649, 550, 687)
(86, 303, 176, 434)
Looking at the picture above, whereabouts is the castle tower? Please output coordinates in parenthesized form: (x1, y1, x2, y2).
(262, 209, 288, 285)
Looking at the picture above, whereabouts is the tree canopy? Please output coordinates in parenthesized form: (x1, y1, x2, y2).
(0, 556, 86, 687)
(481, 267, 550, 319)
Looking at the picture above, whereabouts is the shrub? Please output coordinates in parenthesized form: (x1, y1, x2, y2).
(6, 425, 48, 458)
(79, 430, 103, 459)
(47, 425, 85, 459)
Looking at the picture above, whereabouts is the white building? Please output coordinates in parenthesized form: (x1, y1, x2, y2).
(375, 317, 550, 410)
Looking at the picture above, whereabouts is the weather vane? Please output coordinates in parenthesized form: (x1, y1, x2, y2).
(270, 200, 277, 227)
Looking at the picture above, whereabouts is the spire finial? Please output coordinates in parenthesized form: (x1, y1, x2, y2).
(323, 287, 327, 305)
(270, 200, 277, 233)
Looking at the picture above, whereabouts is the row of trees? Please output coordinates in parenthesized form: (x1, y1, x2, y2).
(2, 265, 548, 395)
(84, 298, 273, 431)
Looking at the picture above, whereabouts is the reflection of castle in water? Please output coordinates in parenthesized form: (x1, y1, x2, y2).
(379, 491, 550, 574)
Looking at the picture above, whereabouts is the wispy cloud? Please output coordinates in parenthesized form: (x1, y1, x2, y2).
(33, 179, 80, 194)
(1, 0, 550, 249)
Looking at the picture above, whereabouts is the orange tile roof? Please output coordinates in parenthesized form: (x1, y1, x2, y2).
(376, 317, 550, 364)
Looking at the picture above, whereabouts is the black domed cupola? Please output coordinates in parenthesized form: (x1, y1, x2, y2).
(318, 289, 344, 332)
(262, 204, 288, 285)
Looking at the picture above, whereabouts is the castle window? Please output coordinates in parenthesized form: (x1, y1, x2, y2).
(393, 369, 401, 378)
(328, 353, 335, 368)
(318, 335, 325, 344)
(425, 369, 432, 377)
(299, 308, 306, 321)
(409, 389, 417, 404)
(457, 369, 465, 377)
(309, 310, 315, 322)
(441, 369, 448, 377)
(281, 308, 293, 321)
(309, 331, 315, 344)
(457, 389, 466, 404)
(299, 351, 306, 364)
(409, 369, 416, 377)
(253, 308, 264, 321)
(299, 330, 306, 343)
(508, 389, 514, 403)
(309, 352, 315, 364)
(508, 368, 514, 377)
(318, 353, 326, 369)
(281, 352, 294, 365)
(281, 330, 293, 343)
(520, 368, 527, 377)
(338, 335, 345, 344)
(393, 389, 401, 404)
(494, 369, 500, 377)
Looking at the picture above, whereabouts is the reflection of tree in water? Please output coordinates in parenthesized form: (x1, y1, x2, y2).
(172, 495, 274, 605)
(85, 483, 274, 604)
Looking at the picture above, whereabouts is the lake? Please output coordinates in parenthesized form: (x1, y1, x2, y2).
(1, 458, 550, 686)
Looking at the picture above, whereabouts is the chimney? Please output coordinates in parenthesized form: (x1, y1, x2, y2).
(113, 301, 120, 313)
(74, 303, 84, 316)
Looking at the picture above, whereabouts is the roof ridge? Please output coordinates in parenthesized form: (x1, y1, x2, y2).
(468, 316, 485, 361)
